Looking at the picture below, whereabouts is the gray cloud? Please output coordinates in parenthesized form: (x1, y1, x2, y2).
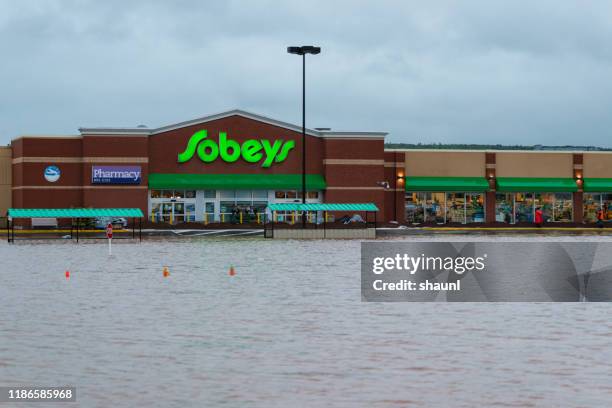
(1, 0, 612, 146)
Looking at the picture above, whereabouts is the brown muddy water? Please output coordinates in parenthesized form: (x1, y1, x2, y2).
(1, 235, 612, 407)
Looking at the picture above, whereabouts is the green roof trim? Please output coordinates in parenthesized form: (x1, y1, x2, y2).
(8, 208, 144, 218)
(404, 177, 489, 192)
(583, 178, 612, 192)
(149, 173, 327, 190)
(496, 177, 578, 192)
(267, 203, 378, 212)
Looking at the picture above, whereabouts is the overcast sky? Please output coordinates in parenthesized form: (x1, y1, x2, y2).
(2, 1, 612, 146)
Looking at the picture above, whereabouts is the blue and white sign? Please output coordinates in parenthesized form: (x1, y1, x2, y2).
(92, 166, 142, 185)
(44, 165, 61, 183)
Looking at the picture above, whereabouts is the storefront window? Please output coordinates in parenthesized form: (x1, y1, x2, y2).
(446, 192, 465, 223)
(253, 190, 268, 199)
(220, 190, 236, 199)
(514, 193, 534, 222)
(151, 203, 161, 221)
(405, 192, 482, 224)
(150, 190, 162, 198)
(204, 190, 216, 199)
(185, 203, 196, 222)
(499, 192, 573, 224)
(465, 193, 484, 223)
(535, 193, 554, 222)
(405, 192, 424, 223)
(584, 193, 612, 223)
(427, 193, 446, 223)
(185, 190, 196, 199)
(584, 193, 600, 223)
(162, 190, 173, 199)
(553, 193, 573, 222)
(495, 193, 513, 223)
(236, 190, 251, 200)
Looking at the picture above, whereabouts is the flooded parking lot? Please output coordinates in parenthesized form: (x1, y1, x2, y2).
(1, 235, 612, 407)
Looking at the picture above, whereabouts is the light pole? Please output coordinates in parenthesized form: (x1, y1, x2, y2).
(287, 45, 321, 227)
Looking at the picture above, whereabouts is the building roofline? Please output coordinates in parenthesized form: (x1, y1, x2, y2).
(75, 109, 388, 139)
(12, 135, 83, 141)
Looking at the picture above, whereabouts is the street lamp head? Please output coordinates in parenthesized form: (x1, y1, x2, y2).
(287, 45, 321, 55)
(287, 46, 303, 55)
(302, 46, 321, 55)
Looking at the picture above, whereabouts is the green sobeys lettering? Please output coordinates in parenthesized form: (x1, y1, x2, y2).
(178, 130, 295, 168)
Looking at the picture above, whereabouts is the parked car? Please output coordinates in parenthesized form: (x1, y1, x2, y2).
(95, 217, 128, 229)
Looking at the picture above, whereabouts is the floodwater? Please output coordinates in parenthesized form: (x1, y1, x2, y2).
(1, 235, 612, 407)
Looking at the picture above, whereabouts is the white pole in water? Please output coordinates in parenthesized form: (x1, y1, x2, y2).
(106, 223, 113, 256)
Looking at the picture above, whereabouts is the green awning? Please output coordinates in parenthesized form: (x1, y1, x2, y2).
(149, 173, 327, 190)
(404, 177, 489, 192)
(496, 177, 577, 192)
(267, 203, 378, 212)
(583, 178, 612, 192)
(8, 208, 144, 218)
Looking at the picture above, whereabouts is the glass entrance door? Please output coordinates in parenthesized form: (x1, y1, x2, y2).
(160, 202, 186, 224)
(204, 202, 216, 223)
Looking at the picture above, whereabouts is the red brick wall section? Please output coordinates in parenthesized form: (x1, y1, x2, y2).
(11, 137, 83, 209)
(324, 138, 386, 221)
(82, 136, 149, 214)
(83, 136, 148, 157)
(149, 115, 324, 175)
(383, 151, 405, 222)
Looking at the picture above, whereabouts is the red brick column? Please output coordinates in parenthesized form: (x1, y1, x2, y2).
(485, 152, 496, 223)
(573, 192, 583, 224)
(573, 154, 583, 223)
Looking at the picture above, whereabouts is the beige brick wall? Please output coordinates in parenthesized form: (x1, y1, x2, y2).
(404, 152, 485, 177)
(0, 147, 11, 215)
(583, 154, 612, 178)
(496, 153, 573, 177)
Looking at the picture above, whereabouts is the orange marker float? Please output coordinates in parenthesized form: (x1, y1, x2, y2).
(163, 266, 170, 277)
(65, 271, 70, 279)
(229, 266, 235, 276)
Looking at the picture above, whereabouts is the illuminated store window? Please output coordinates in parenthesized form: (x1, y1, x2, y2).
(446, 192, 466, 223)
(495, 193, 513, 223)
(428, 193, 446, 223)
(552, 193, 573, 222)
(514, 193, 534, 222)
(405, 192, 424, 223)
(405, 192, 482, 224)
(496, 192, 573, 224)
(465, 193, 485, 223)
(583, 193, 612, 223)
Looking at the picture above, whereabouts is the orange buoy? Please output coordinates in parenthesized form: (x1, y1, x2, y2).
(163, 266, 170, 277)
(65, 270, 70, 279)
(229, 266, 235, 276)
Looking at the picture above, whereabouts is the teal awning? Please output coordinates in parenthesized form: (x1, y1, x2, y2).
(404, 177, 489, 192)
(496, 177, 577, 192)
(8, 208, 144, 218)
(149, 173, 327, 190)
(583, 178, 612, 192)
(267, 203, 378, 212)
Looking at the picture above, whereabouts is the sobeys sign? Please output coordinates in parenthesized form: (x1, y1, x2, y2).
(178, 130, 295, 168)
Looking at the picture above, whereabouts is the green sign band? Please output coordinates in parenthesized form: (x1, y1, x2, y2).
(178, 130, 295, 168)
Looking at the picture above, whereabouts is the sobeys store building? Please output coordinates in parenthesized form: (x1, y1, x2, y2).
(2, 109, 612, 226)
